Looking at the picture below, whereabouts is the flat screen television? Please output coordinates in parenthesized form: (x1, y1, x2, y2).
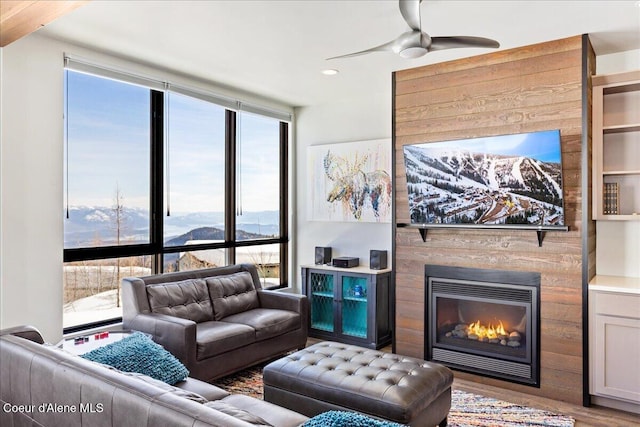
(402, 129, 565, 227)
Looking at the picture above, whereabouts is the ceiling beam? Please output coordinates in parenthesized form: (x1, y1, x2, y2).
(1, 0, 88, 47)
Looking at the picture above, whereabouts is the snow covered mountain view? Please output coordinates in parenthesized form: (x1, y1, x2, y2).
(403, 139, 565, 227)
(64, 206, 279, 248)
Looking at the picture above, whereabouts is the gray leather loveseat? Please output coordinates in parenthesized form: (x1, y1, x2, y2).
(0, 325, 309, 427)
(122, 264, 308, 382)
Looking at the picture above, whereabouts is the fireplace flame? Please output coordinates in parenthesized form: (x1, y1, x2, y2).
(468, 320, 507, 340)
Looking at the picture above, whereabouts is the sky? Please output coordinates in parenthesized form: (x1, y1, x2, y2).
(412, 130, 563, 163)
(65, 70, 280, 213)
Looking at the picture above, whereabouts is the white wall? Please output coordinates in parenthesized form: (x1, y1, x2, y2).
(293, 94, 392, 289)
(0, 34, 293, 343)
(1, 35, 65, 343)
(595, 49, 640, 278)
(596, 50, 640, 75)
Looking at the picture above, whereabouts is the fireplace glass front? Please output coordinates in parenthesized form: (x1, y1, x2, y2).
(426, 266, 540, 386)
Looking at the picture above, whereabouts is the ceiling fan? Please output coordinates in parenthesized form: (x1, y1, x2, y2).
(327, 0, 500, 60)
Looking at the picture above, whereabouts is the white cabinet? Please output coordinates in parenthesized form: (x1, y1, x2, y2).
(592, 70, 640, 220)
(589, 276, 640, 411)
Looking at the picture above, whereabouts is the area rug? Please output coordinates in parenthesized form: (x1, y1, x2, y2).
(212, 365, 575, 427)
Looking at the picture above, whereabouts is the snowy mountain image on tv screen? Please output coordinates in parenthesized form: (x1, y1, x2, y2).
(403, 130, 564, 226)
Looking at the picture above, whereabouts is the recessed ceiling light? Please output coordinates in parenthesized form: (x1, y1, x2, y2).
(322, 69, 339, 76)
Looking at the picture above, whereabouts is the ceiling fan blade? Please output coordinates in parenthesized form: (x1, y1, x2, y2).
(326, 0, 500, 61)
(399, 0, 422, 31)
(429, 36, 500, 51)
(326, 39, 397, 60)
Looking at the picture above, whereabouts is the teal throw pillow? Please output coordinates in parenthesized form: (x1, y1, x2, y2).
(81, 332, 189, 385)
(303, 411, 404, 427)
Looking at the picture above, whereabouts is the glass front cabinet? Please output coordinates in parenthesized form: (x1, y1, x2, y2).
(301, 265, 392, 349)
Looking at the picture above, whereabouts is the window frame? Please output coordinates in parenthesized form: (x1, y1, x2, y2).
(63, 73, 290, 333)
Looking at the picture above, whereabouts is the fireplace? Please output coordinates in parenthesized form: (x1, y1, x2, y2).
(425, 265, 540, 386)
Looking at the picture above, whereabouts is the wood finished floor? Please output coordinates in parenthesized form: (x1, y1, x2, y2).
(452, 377, 639, 427)
(307, 339, 639, 426)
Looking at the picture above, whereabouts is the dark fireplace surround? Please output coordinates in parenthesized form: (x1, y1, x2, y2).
(425, 265, 541, 387)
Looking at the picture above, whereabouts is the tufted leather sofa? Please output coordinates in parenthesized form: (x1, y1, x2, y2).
(0, 325, 309, 427)
(263, 341, 453, 426)
(122, 264, 308, 382)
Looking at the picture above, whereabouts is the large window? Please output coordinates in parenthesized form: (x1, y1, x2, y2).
(64, 72, 151, 249)
(163, 92, 226, 249)
(63, 66, 290, 331)
(236, 112, 281, 241)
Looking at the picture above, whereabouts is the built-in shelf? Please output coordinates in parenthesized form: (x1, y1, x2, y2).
(603, 170, 640, 175)
(594, 214, 640, 221)
(603, 123, 640, 133)
(593, 70, 640, 220)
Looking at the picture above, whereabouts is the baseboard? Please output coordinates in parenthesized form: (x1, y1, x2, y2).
(590, 395, 640, 415)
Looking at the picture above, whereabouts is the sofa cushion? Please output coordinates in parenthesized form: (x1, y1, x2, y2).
(196, 321, 256, 360)
(204, 401, 273, 426)
(81, 332, 189, 385)
(221, 308, 300, 341)
(147, 278, 214, 323)
(206, 272, 260, 320)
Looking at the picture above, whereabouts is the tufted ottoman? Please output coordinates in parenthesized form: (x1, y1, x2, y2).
(263, 341, 453, 426)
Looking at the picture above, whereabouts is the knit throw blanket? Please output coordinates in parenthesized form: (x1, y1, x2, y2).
(302, 411, 404, 427)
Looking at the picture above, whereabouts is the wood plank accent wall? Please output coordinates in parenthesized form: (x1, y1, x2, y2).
(392, 35, 595, 405)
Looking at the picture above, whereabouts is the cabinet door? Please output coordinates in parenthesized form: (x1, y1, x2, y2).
(340, 274, 370, 340)
(308, 270, 336, 333)
(593, 314, 640, 402)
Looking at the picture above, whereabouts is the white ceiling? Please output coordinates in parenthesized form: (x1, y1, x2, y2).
(39, 0, 640, 108)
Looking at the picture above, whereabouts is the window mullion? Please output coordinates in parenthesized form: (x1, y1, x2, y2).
(279, 121, 289, 288)
(225, 109, 237, 265)
(151, 90, 164, 272)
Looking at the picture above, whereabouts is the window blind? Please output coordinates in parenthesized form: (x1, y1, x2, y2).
(64, 54, 292, 122)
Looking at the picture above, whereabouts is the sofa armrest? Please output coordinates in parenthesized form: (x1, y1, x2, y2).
(257, 290, 307, 314)
(0, 325, 45, 344)
(124, 313, 196, 365)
